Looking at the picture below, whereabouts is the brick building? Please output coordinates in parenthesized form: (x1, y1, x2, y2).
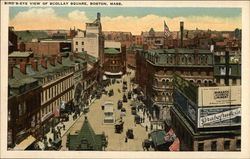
(8, 51, 34, 65)
(136, 48, 214, 125)
(9, 27, 18, 54)
(103, 31, 133, 48)
(170, 75, 241, 151)
(8, 54, 87, 149)
(126, 44, 143, 69)
(103, 41, 126, 78)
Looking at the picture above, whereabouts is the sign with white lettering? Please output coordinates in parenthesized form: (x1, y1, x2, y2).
(198, 107, 241, 128)
(198, 86, 241, 107)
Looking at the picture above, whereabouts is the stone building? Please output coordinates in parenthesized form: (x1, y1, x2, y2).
(141, 28, 165, 50)
(103, 31, 133, 48)
(136, 48, 214, 124)
(170, 75, 241, 151)
(103, 41, 126, 78)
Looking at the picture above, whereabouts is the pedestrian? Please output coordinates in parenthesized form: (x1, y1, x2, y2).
(151, 124, 153, 130)
(145, 125, 148, 132)
(142, 117, 145, 123)
(63, 124, 66, 130)
(149, 116, 151, 121)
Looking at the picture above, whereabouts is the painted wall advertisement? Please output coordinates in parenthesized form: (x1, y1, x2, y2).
(173, 88, 197, 125)
(198, 86, 241, 107)
(198, 106, 241, 128)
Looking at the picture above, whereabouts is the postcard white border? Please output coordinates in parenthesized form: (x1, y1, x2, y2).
(1, 1, 250, 158)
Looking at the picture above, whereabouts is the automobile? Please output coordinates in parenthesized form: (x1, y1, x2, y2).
(115, 119, 124, 133)
(131, 106, 136, 115)
(123, 94, 128, 103)
(121, 108, 126, 113)
(126, 129, 134, 139)
(117, 100, 123, 109)
(134, 115, 140, 124)
(108, 89, 114, 96)
(128, 91, 132, 99)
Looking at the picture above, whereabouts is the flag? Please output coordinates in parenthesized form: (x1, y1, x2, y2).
(53, 103, 60, 117)
(164, 21, 171, 38)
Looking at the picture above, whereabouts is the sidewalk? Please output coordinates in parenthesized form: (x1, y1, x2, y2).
(38, 98, 97, 150)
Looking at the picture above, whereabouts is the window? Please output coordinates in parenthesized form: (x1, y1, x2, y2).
(82, 48, 84, 52)
(76, 41, 78, 45)
(211, 141, 217, 151)
(236, 140, 241, 149)
(224, 140, 230, 150)
(76, 48, 78, 52)
(82, 42, 84, 45)
(198, 143, 204, 151)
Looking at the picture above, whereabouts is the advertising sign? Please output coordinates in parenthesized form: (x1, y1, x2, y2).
(198, 86, 241, 107)
(173, 88, 197, 125)
(198, 106, 241, 128)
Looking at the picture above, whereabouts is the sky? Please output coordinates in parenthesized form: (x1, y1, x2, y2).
(9, 7, 242, 35)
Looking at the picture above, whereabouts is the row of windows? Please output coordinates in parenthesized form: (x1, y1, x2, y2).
(41, 90, 73, 117)
(75, 41, 84, 45)
(75, 48, 84, 52)
(18, 102, 27, 117)
(42, 69, 73, 84)
(41, 77, 73, 104)
(198, 139, 241, 151)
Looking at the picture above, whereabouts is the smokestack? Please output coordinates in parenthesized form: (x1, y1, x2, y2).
(225, 51, 230, 86)
(41, 59, 47, 69)
(180, 21, 184, 48)
(31, 60, 38, 71)
(19, 62, 26, 74)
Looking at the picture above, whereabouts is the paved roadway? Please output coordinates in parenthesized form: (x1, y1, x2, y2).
(61, 70, 149, 151)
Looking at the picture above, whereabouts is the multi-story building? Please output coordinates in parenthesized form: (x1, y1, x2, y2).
(8, 51, 34, 65)
(103, 41, 126, 78)
(103, 31, 133, 48)
(213, 51, 241, 86)
(126, 45, 143, 69)
(132, 35, 143, 45)
(8, 54, 87, 149)
(72, 13, 104, 67)
(8, 26, 18, 54)
(171, 75, 241, 151)
(141, 28, 165, 50)
(136, 48, 214, 125)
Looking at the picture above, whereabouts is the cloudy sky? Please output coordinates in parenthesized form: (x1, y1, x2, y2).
(9, 7, 241, 35)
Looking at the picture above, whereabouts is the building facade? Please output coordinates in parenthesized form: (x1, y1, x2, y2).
(136, 48, 214, 124)
(170, 75, 241, 151)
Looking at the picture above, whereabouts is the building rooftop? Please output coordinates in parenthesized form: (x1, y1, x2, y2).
(15, 31, 49, 43)
(9, 51, 33, 58)
(67, 117, 106, 150)
(104, 48, 120, 54)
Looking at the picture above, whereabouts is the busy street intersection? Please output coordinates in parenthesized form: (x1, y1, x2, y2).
(60, 69, 151, 151)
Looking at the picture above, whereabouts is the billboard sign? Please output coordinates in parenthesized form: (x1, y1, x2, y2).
(198, 86, 241, 107)
(173, 87, 197, 125)
(198, 106, 241, 128)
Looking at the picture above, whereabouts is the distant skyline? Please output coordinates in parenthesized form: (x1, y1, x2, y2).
(9, 7, 242, 35)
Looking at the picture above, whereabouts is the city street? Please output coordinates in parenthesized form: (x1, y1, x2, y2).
(61, 70, 150, 151)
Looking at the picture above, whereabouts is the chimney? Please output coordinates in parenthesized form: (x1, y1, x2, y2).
(225, 51, 230, 86)
(41, 59, 47, 69)
(19, 62, 26, 74)
(31, 60, 38, 71)
(180, 21, 184, 48)
(49, 56, 55, 66)
(57, 55, 62, 64)
(8, 64, 14, 78)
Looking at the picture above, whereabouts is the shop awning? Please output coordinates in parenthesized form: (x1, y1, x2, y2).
(14, 135, 36, 150)
(104, 71, 122, 76)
